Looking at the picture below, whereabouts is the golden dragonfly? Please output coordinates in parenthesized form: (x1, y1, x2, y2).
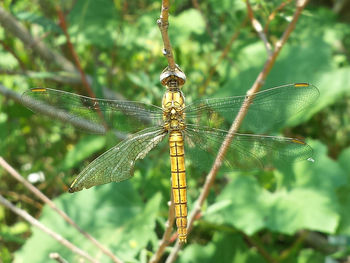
(21, 65, 319, 243)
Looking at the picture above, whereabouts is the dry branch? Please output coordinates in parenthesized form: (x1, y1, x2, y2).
(56, 8, 93, 97)
(0, 149, 124, 263)
(149, 193, 175, 263)
(246, 0, 273, 56)
(158, 0, 176, 71)
(0, 6, 76, 72)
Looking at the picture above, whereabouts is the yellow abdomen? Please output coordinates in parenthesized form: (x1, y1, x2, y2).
(169, 130, 187, 243)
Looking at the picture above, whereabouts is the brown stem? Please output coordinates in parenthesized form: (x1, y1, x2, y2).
(0, 6, 75, 72)
(246, 0, 273, 56)
(264, 0, 293, 34)
(56, 7, 108, 128)
(56, 8, 92, 97)
(158, 0, 176, 71)
(165, 1, 309, 262)
(0, 157, 124, 263)
(149, 192, 175, 263)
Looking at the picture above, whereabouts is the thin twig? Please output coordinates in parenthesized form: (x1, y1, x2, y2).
(0, 194, 99, 263)
(165, 1, 309, 262)
(0, 6, 76, 72)
(264, 0, 293, 34)
(158, 0, 176, 71)
(149, 192, 175, 263)
(56, 7, 109, 128)
(56, 7, 93, 97)
(0, 157, 124, 263)
(246, 1, 273, 56)
(0, 190, 43, 210)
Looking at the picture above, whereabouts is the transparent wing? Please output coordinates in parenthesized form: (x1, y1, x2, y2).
(185, 83, 319, 132)
(69, 126, 167, 192)
(185, 124, 313, 171)
(21, 88, 164, 134)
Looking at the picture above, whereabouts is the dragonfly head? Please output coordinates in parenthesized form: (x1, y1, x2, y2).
(160, 64, 186, 88)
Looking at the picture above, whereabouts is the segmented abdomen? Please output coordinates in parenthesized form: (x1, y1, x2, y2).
(169, 130, 187, 243)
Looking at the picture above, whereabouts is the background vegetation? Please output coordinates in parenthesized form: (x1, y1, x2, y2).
(1, 0, 350, 262)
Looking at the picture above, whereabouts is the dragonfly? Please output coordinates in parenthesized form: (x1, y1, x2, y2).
(21, 66, 319, 243)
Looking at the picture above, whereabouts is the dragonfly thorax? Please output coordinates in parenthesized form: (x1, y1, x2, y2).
(162, 88, 186, 131)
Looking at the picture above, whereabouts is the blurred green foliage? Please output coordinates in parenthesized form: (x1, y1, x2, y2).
(1, 0, 350, 262)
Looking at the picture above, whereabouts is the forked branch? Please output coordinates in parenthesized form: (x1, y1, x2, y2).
(246, 0, 273, 56)
(0, 157, 124, 263)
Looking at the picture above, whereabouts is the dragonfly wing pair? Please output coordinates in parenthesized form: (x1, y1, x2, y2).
(22, 83, 319, 191)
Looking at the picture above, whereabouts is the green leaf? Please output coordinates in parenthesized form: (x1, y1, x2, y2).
(205, 140, 345, 235)
(335, 147, 350, 235)
(179, 232, 265, 263)
(170, 9, 205, 46)
(338, 147, 350, 173)
(14, 183, 161, 263)
(60, 135, 106, 170)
